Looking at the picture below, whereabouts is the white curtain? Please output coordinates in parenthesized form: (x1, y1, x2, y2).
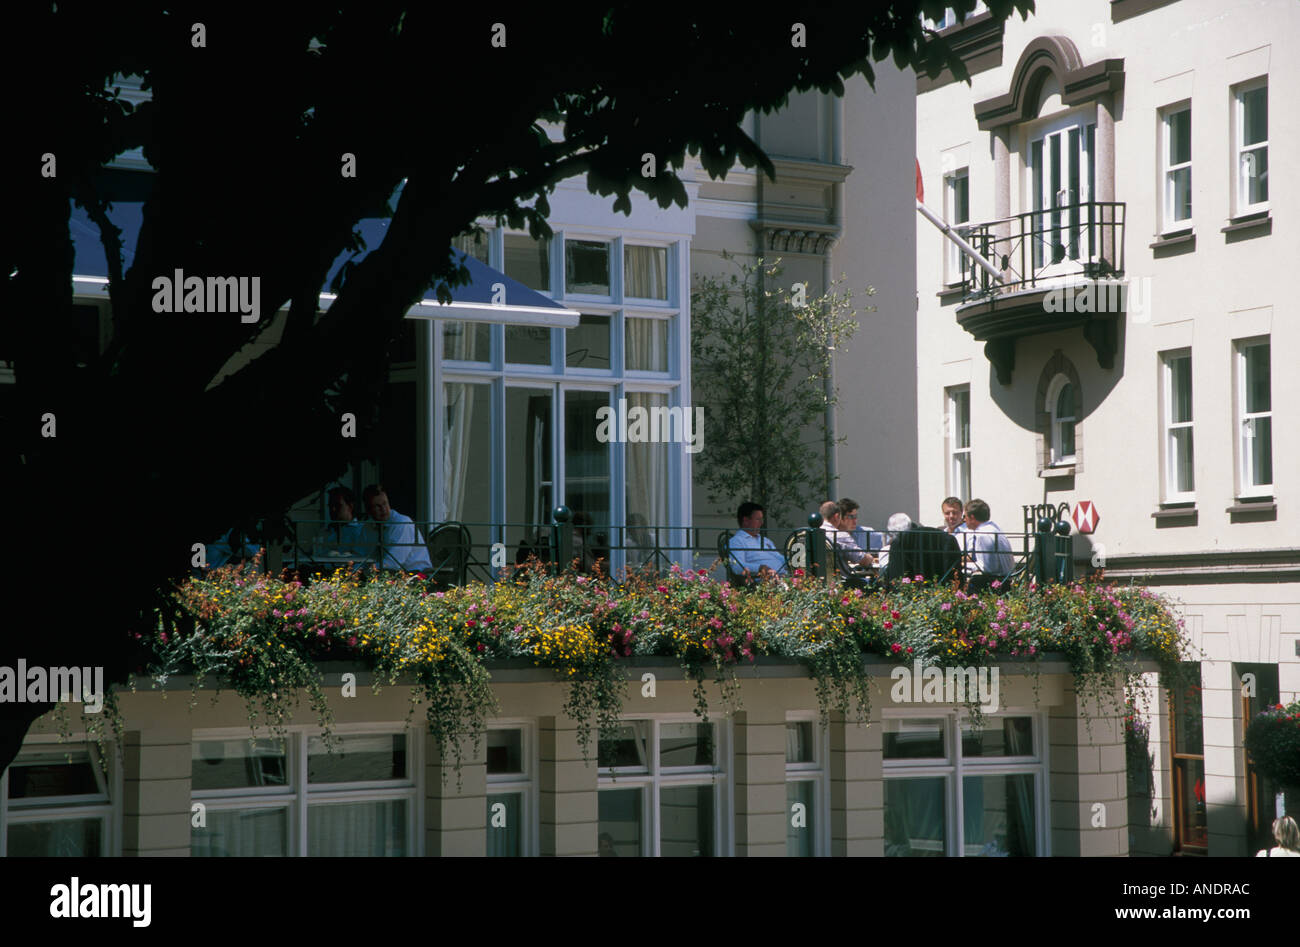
(625, 391, 667, 564)
(625, 246, 667, 299)
(626, 317, 667, 372)
(307, 800, 407, 856)
(442, 382, 480, 521)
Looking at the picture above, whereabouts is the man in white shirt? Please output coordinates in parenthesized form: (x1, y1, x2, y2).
(839, 497, 882, 556)
(942, 496, 967, 536)
(819, 500, 873, 570)
(363, 484, 433, 572)
(962, 498, 1014, 588)
(728, 502, 787, 580)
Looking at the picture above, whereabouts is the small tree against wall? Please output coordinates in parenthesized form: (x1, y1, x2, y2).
(690, 254, 870, 524)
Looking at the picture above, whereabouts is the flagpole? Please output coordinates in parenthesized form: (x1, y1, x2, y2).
(915, 199, 1004, 283)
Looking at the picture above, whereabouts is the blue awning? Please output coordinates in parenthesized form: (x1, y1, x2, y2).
(69, 201, 579, 327)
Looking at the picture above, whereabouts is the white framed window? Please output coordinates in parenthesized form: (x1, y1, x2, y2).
(486, 721, 536, 857)
(1045, 374, 1077, 465)
(785, 715, 828, 857)
(944, 168, 971, 286)
(1, 741, 118, 857)
(565, 237, 613, 298)
(597, 717, 728, 857)
(1161, 350, 1195, 501)
(190, 726, 419, 857)
(947, 386, 971, 501)
(1161, 103, 1192, 231)
(1235, 338, 1272, 497)
(923, 1, 988, 31)
(883, 712, 1047, 857)
(1233, 79, 1268, 215)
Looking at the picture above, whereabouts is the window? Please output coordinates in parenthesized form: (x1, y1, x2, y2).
(1169, 664, 1206, 852)
(785, 717, 826, 857)
(922, 1, 987, 30)
(597, 719, 726, 856)
(191, 729, 417, 856)
(486, 724, 534, 857)
(566, 313, 611, 369)
(1161, 351, 1194, 501)
(1046, 375, 1076, 465)
(947, 386, 971, 500)
(1233, 80, 1268, 214)
(504, 233, 551, 291)
(1161, 104, 1192, 230)
(625, 245, 668, 300)
(883, 713, 1043, 857)
(565, 239, 611, 296)
(944, 168, 970, 285)
(1235, 339, 1272, 496)
(1, 743, 115, 857)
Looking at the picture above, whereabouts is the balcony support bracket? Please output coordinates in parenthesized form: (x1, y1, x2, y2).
(986, 338, 1016, 386)
(1082, 317, 1118, 370)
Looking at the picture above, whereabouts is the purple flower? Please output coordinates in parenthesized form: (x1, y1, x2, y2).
(940, 603, 952, 612)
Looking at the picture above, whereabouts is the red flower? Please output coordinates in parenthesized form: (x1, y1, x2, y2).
(883, 621, 893, 630)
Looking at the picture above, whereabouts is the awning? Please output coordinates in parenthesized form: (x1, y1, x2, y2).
(69, 201, 580, 328)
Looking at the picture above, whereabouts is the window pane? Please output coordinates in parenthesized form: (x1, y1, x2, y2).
(1169, 167, 1192, 222)
(786, 721, 815, 764)
(1170, 356, 1192, 423)
(787, 781, 816, 856)
(487, 729, 523, 775)
(442, 321, 490, 361)
(952, 389, 970, 448)
(1055, 384, 1073, 419)
(307, 799, 407, 856)
(1244, 147, 1268, 204)
(1171, 428, 1194, 493)
(566, 240, 610, 295)
(963, 774, 1036, 856)
(504, 233, 550, 291)
(1242, 86, 1267, 146)
(625, 390, 669, 567)
(8, 818, 102, 857)
(1175, 757, 1208, 848)
(308, 733, 406, 783)
(505, 325, 552, 365)
(598, 787, 642, 856)
(1245, 344, 1270, 413)
(505, 387, 552, 553)
(883, 718, 945, 760)
(564, 390, 611, 551)
(442, 382, 492, 530)
(625, 318, 669, 371)
(962, 717, 1034, 757)
(625, 245, 668, 299)
(954, 174, 969, 224)
(660, 722, 715, 767)
(1059, 420, 1075, 458)
(1250, 416, 1272, 486)
(660, 785, 714, 856)
(1173, 666, 1204, 755)
(193, 807, 287, 857)
(487, 792, 522, 857)
(599, 722, 649, 769)
(1168, 109, 1191, 165)
(8, 749, 100, 799)
(452, 230, 489, 264)
(566, 313, 611, 369)
(885, 778, 946, 856)
(192, 739, 287, 792)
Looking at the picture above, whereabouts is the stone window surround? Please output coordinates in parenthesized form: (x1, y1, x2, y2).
(1035, 351, 1084, 475)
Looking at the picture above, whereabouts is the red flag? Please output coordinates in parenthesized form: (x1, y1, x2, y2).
(915, 158, 924, 202)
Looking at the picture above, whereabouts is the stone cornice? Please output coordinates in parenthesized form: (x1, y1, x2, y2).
(1101, 548, 1300, 585)
(975, 35, 1124, 131)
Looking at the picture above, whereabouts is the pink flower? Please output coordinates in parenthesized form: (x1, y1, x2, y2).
(347, 636, 357, 647)
(317, 629, 326, 638)
(991, 580, 1002, 589)
(906, 647, 913, 654)
(883, 621, 893, 630)
(940, 602, 952, 611)
(891, 643, 902, 653)
(890, 610, 901, 620)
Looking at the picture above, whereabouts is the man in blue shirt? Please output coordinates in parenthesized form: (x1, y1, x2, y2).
(962, 498, 1014, 589)
(316, 486, 372, 563)
(728, 501, 787, 580)
(363, 484, 433, 572)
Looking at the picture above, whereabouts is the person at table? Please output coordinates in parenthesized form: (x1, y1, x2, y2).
(962, 498, 1014, 590)
(839, 497, 882, 557)
(316, 485, 371, 561)
(205, 524, 261, 570)
(941, 496, 967, 535)
(362, 484, 433, 572)
(728, 501, 786, 580)
(819, 500, 873, 569)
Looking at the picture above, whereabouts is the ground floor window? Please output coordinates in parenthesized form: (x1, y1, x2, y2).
(597, 718, 727, 856)
(190, 728, 417, 857)
(1, 742, 115, 857)
(883, 713, 1045, 856)
(486, 722, 535, 857)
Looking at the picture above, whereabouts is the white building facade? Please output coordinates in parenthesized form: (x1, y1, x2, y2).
(917, 0, 1299, 855)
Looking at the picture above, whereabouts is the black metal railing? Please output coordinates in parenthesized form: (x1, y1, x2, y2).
(960, 202, 1126, 301)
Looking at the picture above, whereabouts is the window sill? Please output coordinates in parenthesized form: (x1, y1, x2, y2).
(1152, 503, 1197, 522)
(1039, 465, 1076, 478)
(1227, 498, 1276, 521)
(1150, 229, 1194, 250)
(1221, 212, 1271, 236)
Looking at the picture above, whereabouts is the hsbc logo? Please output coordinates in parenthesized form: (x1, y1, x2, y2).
(1071, 500, 1100, 534)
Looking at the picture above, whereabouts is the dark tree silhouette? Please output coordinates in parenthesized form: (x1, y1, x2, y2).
(0, 2, 1030, 773)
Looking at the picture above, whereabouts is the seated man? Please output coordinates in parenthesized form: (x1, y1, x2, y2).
(728, 501, 787, 581)
(839, 497, 883, 554)
(363, 483, 433, 572)
(315, 486, 371, 562)
(882, 514, 961, 584)
(205, 525, 262, 570)
(941, 496, 967, 536)
(960, 498, 1014, 591)
(818, 500, 873, 572)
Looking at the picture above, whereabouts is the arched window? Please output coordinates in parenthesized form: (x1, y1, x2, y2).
(1046, 374, 1076, 465)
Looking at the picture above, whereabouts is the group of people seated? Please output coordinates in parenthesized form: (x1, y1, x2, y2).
(205, 483, 433, 574)
(727, 495, 1016, 590)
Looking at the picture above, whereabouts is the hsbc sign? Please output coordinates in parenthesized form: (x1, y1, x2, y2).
(1071, 500, 1100, 534)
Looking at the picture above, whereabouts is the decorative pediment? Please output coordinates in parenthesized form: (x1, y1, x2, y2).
(974, 35, 1124, 130)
